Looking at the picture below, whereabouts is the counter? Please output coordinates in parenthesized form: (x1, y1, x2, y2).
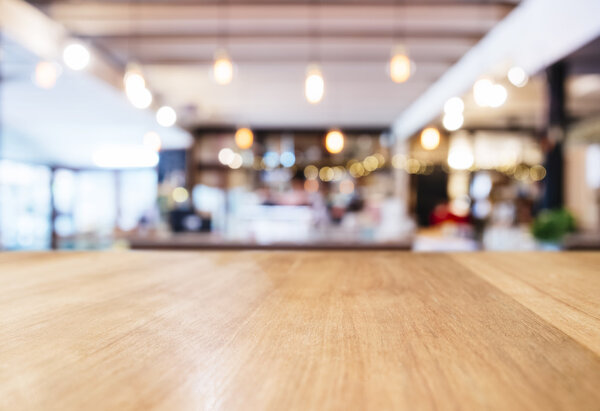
(1, 251, 599, 410)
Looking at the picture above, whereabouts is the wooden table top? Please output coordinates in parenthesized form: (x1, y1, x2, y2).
(1, 251, 599, 410)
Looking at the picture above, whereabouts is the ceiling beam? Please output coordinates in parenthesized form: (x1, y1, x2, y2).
(80, 31, 483, 43)
(44, 3, 512, 22)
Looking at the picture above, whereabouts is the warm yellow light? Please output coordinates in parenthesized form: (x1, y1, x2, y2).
(389, 53, 411, 83)
(325, 130, 344, 154)
(349, 162, 365, 178)
(34, 61, 60, 89)
(213, 52, 233, 85)
(530, 165, 546, 181)
(304, 165, 319, 180)
(406, 158, 421, 174)
(363, 156, 378, 172)
(305, 65, 324, 104)
(420, 127, 440, 150)
(172, 187, 189, 203)
(319, 166, 334, 182)
(235, 128, 254, 149)
(143, 131, 161, 152)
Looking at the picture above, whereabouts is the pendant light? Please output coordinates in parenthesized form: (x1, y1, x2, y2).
(305, 0, 324, 104)
(123, 1, 153, 109)
(325, 130, 344, 154)
(213, 0, 233, 85)
(305, 65, 324, 104)
(389, 0, 412, 83)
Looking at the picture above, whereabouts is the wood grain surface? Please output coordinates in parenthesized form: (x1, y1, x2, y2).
(0, 251, 599, 410)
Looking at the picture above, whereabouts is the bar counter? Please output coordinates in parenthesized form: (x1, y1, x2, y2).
(1, 251, 599, 410)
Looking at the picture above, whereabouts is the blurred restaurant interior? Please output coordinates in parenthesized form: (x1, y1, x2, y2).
(1, 0, 600, 252)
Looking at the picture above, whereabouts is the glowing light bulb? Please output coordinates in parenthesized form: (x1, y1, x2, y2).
(143, 131, 162, 152)
(235, 128, 254, 149)
(124, 66, 152, 109)
(128, 87, 153, 109)
(420, 127, 440, 150)
(448, 137, 474, 170)
(63, 43, 90, 70)
(213, 51, 233, 85)
(508, 66, 528, 87)
(218, 148, 235, 165)
(34, 61, 60, 89)
(172, 187, 189, 203)
(156, 106, 177, 127)
(488, 84, 507, 108)
(304, 165, 319, 180)
(473, 78, 494, 107)
(325, 130, 344, 154)
(443, 113, 464, 131)
(229, 153, 243, 169)
(124, 66, 145, 92)
(305, 65, 324, 104)
(389, 46, 412, 83)
(444, 97, 464, 114)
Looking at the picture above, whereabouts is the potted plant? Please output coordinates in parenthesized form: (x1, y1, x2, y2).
(531, 208, 576, 250)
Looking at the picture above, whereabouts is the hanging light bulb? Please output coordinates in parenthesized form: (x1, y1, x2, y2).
(213, 50, 233, 85)
(156, 106, 177, 127)
(305, 64, 324, 104)
(124, 64, 152, 109)
(124, 64, 145, 91)
(389, 46, 412, 83)
(325, 130, 344, 154)
(63, 43, 90, 71)
(235, 127, 254, 150)
(420, 127, 440, 150)
(508, 66, 529, 88)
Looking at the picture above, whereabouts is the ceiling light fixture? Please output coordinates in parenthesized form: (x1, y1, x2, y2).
(156, 106, 177, 127)
(305, 65, 325, 104)
(63, 43, 90, 70)
(508, 66, 529, 87)
(389, 47, 412, 83)
(213, 50, 234, 85)
(325, 130, 344, 154)
(235, 127, 254, 149)
(420, 127, 440, 150)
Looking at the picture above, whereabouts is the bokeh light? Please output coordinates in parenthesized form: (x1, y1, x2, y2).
(420, 127, 440, 150)
(325, 130, 344, 154)
(63, 43, 90, 70)
(235, 128, 254, 149)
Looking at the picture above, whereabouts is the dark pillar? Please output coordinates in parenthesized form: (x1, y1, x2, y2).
(50, 167, 58, 250)
(542, 61, 567, 210)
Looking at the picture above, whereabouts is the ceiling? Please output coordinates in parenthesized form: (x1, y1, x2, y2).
(30, 0, 518, 128)
(1, 35, 191, 168)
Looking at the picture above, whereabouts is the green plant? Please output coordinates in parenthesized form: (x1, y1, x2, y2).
(531, 208, 576, 243)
